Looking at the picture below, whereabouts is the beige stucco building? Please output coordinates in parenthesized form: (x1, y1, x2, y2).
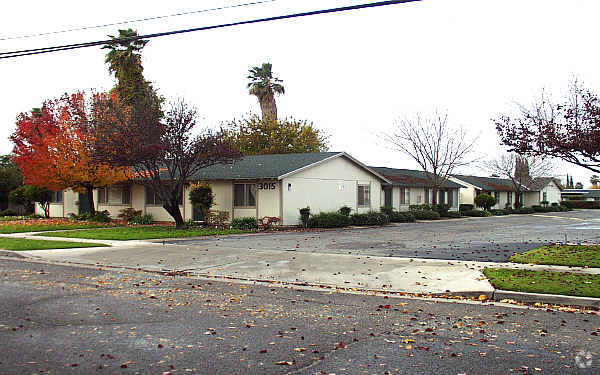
(37, 152, 390, 226)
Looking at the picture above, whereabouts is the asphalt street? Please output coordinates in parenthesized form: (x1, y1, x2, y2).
(1, 258, 598, 375)
(168, 210, 600, 262)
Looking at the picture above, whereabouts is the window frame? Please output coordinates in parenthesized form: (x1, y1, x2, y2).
(145, 185, 183, 206)
(50, 190, 63, 203)
(357, 184, 371, 208)
(98, 186, 132, 205)
(233, 183, 257, 208)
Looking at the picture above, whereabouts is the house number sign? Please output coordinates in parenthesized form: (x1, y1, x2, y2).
(256, 182, 276, 190)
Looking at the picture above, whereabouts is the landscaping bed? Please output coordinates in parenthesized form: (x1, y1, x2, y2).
(36, 226, 249, 240)
(0, 219, 116, 234)
(0, 238, 107, 251)
(484, 268, 600, 298)
(510, 244, 600, 268)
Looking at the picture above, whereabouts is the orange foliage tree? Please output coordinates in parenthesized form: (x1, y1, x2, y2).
(11, 92, 130, 215)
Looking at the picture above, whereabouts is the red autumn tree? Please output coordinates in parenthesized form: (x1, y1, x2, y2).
(495, 80, 600, 173)
(11, 92, 130, 215)
(92, 97, 242, 227)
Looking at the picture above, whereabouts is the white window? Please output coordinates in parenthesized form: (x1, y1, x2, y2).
(400, 188, 406, 205)
(234, 184, 256, 207)
(358, 184, 370, 207)
(99, 186, 131, 205)
(50, 190, 63, 203)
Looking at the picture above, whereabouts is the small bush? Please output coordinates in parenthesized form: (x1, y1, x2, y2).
(551, 202, 559, 207)
(540, 200, 549, 207)
(459, 204, 474, 212)
(490, 209, 508, 216)
(70, 213, 91, 221)
(307, 212, 351, 228)
(513, 207, 535, 214)
(90, 210, 111, 223)
(350, 212, 390, 226)
(0, 209, 18, 217)
(26, 214, 44, 219)
(412, 210, 441, 220)
(230, 217, 259, 230)
(132, 214, 153, 225)
(389, 211, 416, 223)
(339, 206, 352, 216)
(118, 208, 142, 223)
(445, 211, 462, 218)
(380, 206, 394, 216)
(475, 193, 496, 211)
(410, 204, 450, 216)
(462, 209, 492, 217)
(299, 207, 311, 227)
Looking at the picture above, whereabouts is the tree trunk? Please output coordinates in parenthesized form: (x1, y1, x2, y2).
(260, 94, 277, 121)
(86, 186, 96, 215)
(164, 201, 185, 228)
(432, 187, 438, 204)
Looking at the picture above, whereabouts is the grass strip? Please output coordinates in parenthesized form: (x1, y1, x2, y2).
(484, 268, 600, 298)
(0, 223, 113, 234)
(0, 238, 107, 251)
(36, 226, 249, 240)
(510, 244, 600, 268)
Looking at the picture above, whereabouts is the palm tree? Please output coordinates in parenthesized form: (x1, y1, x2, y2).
(103, 29, 151, 106)
(247, 63, 285, 121)
(590, 174, 600, 187)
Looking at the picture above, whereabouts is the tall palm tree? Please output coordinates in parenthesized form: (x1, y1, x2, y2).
(247, 63, 284, 121)
(103, 29, 150, 106)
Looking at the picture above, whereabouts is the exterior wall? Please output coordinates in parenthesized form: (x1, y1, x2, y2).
(63, 190, 79, 217)
(281, 156, 383, 225)
(257, 180, 280, 219)
(524, 192, 540, 207)
(541, 182, 562, 204)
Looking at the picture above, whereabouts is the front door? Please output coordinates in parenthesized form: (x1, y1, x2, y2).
(192, 205, 204, 221)
(384, 187, 393, 207)
(78, 192, 91, 215)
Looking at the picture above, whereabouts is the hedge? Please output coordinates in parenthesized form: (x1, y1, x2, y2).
(561, 200, 600, 209)
(350, 212, 390, 226)
(512, 207, 535, 214)
(231, 217, 259, 230)
(389, 211, 416, 223)
(462, 209, 492, 217)
(445, 211, 462, 218)
(490, 209, 509, 216)
(459, 204, 474, 212)
(412, 210, 441, 220)
(307, 212, 351, 228)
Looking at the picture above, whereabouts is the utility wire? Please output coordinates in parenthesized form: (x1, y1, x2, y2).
(0, 0, 278, 41)
(0, 0, 419, 60)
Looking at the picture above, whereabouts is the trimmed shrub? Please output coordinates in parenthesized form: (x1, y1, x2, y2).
(339, 206, 352, 216)
(410, 204, 450, 216)
(350, 212, 390, 226)
(445, 211, 462, 218)
(380, 206, 394, 216)
(118, 207, 142, 222)
(513, 207, 535, 214)
(132, 214, 153, 225)
(551, 202, 559, 207)
(231, 217, 259, 230)
(412, 210, 441, 220)
(561, 200, 600, 209)
(189, 182, 214, 219)
(459, 204, 474, 212)
(475, 194, 496, 211)
(307, 212, 351, 228)
(462, 209, 492, 217)
(490, 209, 509, 216)
(0, 209, 18, 217)
(90, 210, 111, 223)
(389, 211, 416, 223)
(299, 207, 311, 227)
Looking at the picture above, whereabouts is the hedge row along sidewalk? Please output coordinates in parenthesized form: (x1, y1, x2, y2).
(484, 268, 600, 298)
(0, 238, 107, 251)
(36, 226, 249, 241)
(510, 244, 600, 268)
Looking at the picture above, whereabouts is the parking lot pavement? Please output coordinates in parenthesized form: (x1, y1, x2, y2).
(168, 210, 600, 262)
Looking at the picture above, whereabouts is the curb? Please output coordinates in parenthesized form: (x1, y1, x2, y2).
(0, 250, 26, 259)
(493, 290, 600, 308)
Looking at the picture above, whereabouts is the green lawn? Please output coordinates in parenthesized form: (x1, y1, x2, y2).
(0, 238, 107, 251)
(484, 268, 600, 298)
(510, 244, 600, 268)
(0, 223, 114, 234)
(36, 226, 249, 240)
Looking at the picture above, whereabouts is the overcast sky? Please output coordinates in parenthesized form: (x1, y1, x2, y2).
(2, 0, 599, 186)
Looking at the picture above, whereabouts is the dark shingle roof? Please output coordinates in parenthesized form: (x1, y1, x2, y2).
(185, 152, 341, 180)
(529, 177, 563, 191)
(452, 175, 516, 192)
(370, 167, 464, 189)
(562, 189, 600, 198)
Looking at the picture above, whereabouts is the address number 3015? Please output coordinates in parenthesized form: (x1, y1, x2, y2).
(256, 183, 276, 190)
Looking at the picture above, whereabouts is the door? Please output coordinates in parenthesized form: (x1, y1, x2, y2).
(384, 187, 393, 208)
(78, 192, 91, 215)
(192, 205, 204, 221)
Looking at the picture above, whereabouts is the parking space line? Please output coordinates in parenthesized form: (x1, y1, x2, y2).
(531, 214, 585, 221)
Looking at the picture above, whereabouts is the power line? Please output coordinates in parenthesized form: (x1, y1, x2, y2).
(0, 0, 278, 42)
(0, 0, 419, 60)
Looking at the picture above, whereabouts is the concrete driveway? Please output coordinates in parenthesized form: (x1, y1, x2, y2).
(168, 209, 600, 262)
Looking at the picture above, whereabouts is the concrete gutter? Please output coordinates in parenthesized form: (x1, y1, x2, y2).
(493, 290, 600, 308)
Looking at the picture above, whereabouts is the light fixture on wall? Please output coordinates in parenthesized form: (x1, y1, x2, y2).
(288, 183, 292, 191)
